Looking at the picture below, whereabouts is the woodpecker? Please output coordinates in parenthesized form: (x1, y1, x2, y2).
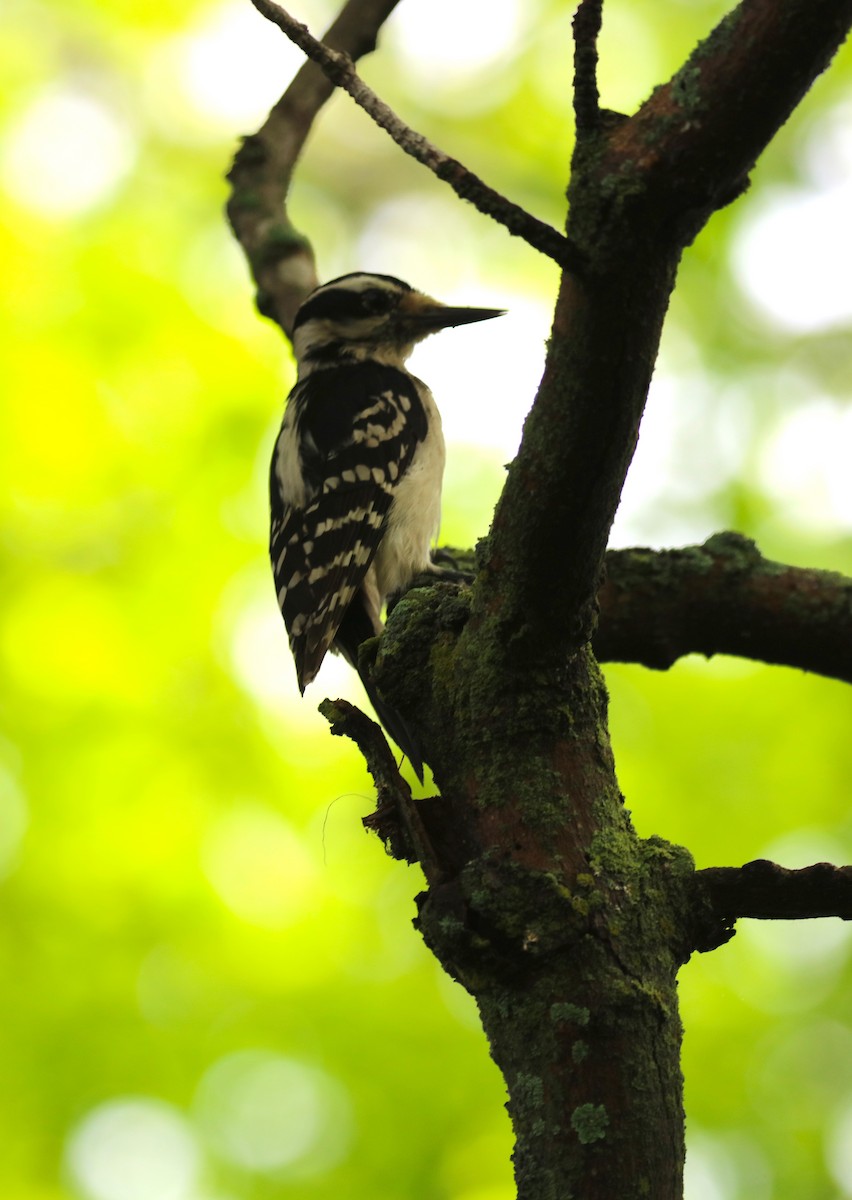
(269, 272, 503, 778)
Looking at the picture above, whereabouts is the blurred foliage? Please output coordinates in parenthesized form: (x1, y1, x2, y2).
(1, 0, 852, 1197)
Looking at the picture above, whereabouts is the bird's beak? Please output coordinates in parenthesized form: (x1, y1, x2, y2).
(397, 291, 505, 333)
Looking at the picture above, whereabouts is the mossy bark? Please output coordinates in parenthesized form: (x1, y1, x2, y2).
(376, 603, 696, 1196)
(366, 11, 852, 1194)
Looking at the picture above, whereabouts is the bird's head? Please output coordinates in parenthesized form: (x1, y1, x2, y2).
(292, 272, 504, 372)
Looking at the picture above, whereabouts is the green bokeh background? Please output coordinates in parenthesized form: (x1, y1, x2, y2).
(2, 1, 852, 1197)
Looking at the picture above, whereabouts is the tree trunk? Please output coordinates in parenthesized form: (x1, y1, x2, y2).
(230, 0, 852, 1194)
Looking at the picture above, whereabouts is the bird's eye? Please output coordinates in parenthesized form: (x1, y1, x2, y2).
(361, 288, 394, 315)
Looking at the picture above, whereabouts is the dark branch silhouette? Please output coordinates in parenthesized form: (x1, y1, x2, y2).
(594, 533, 852, 685)
(697, 860, 852, 921)
(572, 0, 604, 132)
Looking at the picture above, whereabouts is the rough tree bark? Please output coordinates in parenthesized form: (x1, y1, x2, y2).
(228, 1, 852, 1196)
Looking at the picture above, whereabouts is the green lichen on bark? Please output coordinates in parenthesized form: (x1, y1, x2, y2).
(571, 1039, 589, 1063)
(571, 1102, 609, 1144)
(551, 1002, 591, 1026)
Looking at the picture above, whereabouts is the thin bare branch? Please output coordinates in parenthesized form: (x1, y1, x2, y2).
(248, 0, 574, 267)
(573, 0, 603, 133)
(319, 698, 446, 884)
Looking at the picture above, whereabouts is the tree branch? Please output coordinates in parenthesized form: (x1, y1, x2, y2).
(319, 698, 454, 884)
(594, 532, 852, 685)
(697, 859, 852, 921)
(441, 534, 852, 684)
(472, 0, 852, 670)
(614, 0, 852, 232)
(246, 0, 574, 267)
(572, 0, 603, 134)
(226, 0, 403, 336)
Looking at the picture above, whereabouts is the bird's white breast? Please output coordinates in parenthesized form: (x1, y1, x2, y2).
(372, 378, 445, 600)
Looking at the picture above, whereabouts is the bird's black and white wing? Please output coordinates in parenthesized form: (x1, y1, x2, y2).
(269, 361, 427, 690)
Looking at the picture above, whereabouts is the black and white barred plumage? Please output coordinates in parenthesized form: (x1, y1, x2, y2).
(270, 272, 503, 777)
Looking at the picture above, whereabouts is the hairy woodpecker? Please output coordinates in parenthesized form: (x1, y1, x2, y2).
(269, 271, 503, 778)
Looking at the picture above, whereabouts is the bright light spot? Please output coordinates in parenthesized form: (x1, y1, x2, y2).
(357, 195, 482, 287)
(201, 803, 318, 928)
(756, 1020, 852, 1122)
(611, 366, 752, 546)
(410, 295, 548, 456)
(227, 584, 298, 706)
(801, 99, 852, 189)
(757, 397, 852, 530)
(613, 375, 695, 543)
(356, 196, 553, 456)
(760, 829, 849, 872)
(714, 919, 846, 1017)
(0, 765, 28, 879)
(827, 1097, 852, 1195)
(733, 183, 852, 331)
(745, 829, 852, 968)
(596, 4, 663, 114)
(147, 1, 305, 134)
(744, 917, 852, 970)
(390, 0, 524, 82)
(194, 1050, 351, 1174)
(217, 565, 353, 718)
(216, 563, 375, 759)
(65, 1098, 200, 1200)
(684, 1134, 735, 1200)
(1, 89, 135, 218)
(685, 1132, 772, 1200)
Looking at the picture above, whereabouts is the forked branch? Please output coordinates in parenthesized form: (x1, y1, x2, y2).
(247, 0, 574, 267)
(227, 0, 404, 335)
(475, 0, 852, 668)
